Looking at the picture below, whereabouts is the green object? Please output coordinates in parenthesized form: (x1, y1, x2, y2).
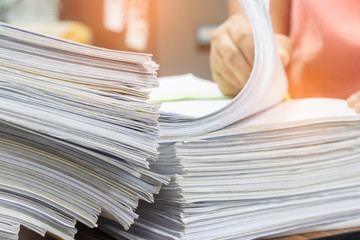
(150, 73, 230, 102)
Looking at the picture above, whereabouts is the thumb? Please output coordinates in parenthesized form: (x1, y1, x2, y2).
(347, 91, 360, 113)
(275, 34, 292, 67)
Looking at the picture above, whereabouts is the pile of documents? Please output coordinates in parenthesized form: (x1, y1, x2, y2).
(102, 98, 360, 240)
(0, 22, 167, 239)
(97, 0, 360, 239)
(2, 0, 360, 239)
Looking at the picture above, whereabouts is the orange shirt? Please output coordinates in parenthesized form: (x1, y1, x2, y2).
(287, 0, 360, 99)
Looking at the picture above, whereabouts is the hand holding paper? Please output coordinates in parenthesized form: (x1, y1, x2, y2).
(210, 14, 254, 97)
(210, 9, 291, 98)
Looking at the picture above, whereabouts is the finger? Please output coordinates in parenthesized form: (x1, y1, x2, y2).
(213, 32, 252, 89)
(212, 71, 242, 97)
(210, 37, 242, 86)
(210, 24, 244, 88)
(210, 15, 252, 96)
(347, 91, 360, 108)
(275, 34, 292, 66)
(210, 47, 242, 96)
(210, 38, 243, 97)
(227, 14, 255, 67)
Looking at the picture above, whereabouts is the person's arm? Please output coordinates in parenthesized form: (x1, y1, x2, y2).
(228, 0, 291, 34)
(210, 0, 292, 97)
(270, 0, 291, 35)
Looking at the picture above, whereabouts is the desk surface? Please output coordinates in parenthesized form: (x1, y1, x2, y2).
(19, 223, 360, 240)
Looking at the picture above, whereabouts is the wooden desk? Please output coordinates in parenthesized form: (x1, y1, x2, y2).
(272, 227, 360, 240)
(19, 223, 360, 240)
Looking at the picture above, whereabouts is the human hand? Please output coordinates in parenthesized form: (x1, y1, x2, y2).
(210, 14, 292, 97)
(347, 91, 360, 113)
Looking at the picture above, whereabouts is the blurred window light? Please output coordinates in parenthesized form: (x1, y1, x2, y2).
(4, 0, 60, 23)
(103, 0, 127, 33)
(125, 0, 149, 51)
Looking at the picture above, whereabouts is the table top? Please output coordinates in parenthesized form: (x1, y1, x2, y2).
(19, 223, 360, 240)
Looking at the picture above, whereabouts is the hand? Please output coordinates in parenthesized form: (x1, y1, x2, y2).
(210, 14, 292, 97)
(347, 91, 360, 113)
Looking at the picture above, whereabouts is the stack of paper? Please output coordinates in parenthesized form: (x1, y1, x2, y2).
(0, 22, 167, 239)
(99, 99, 360, 240)
(97, 0, 360, 239)
(0, 219, 19, 240)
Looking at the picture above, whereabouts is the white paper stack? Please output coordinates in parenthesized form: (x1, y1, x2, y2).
(99, 99, 360, 240)
(0, 22, 168, 239)
(97, 0, 360, 239)
(0, 218, 19, 240)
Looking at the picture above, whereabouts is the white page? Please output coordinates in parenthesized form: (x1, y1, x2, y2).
(158, 0, 288, 138)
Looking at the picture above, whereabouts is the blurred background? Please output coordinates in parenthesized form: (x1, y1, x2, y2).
(0, 0, 228, 79)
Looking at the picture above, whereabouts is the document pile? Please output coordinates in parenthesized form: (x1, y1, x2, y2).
(98, 0, 360, 239)
(103, 98, 360, 240)
(0, 23, 167, 240)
